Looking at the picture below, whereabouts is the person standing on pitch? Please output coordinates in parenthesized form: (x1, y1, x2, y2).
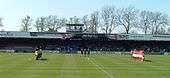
(84, 48, 87, 57)
(35, 47, 43, 60)
(87, 48, 90, 57)
(80, 48, 84, 56)
(35, 48, 39, 60)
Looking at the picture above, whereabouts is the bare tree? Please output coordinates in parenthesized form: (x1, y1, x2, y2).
(82, 15, 90, 32)
(89, 11, 100, 33)
(167, 27, 170, 33)
(117, 6, 139, 34)
(34, 17, 47, 32)
(101, 6, 117, 34)
(34, 16, 67, 32)
(139, 10, 153, 34)
(0, 18, 3, 27)
(34, 20, 40, 32)
(46, 15, 63, 32)
(20, 16, 32, 32)
(150, 12, 169, 34)
(69, 16, 81, 24)
(56, 18, 67, 32)
(59, 18, 68, 27)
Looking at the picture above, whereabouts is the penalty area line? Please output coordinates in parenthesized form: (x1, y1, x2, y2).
(89, 58, 114, 78)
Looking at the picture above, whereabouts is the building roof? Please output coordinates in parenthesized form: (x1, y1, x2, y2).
(1, 31, 170, 41)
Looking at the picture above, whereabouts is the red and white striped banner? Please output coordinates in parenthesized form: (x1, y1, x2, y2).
(131, 49, 144, 61)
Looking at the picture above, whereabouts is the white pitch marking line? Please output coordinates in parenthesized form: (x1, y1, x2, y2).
(89, 58, 114, 78)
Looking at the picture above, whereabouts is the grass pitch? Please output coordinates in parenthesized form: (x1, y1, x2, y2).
(0, 53, 170, 78)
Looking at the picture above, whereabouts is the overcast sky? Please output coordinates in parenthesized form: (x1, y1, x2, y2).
(0, 0, 169, 31)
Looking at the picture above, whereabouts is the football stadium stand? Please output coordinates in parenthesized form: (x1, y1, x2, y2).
(0, 31, 170, 54)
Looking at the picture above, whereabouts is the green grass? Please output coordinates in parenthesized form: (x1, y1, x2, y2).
(0, 53, 170, 78)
